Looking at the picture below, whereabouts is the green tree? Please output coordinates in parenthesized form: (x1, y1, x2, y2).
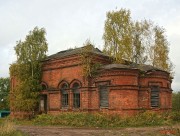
(172, 92, 180, 111)
(103, 8, 173, 75)
(150, 26, 173, 74)
(10, 27, 48, 113)
(131, 20, 151, 64)
(0, 77, 10, 110)
(103, 9, 133, 63)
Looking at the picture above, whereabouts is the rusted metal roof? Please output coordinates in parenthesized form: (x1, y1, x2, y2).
(101, 63, 164, 72)
(43, 46, 165, 73)
(129, 63, 163, 72)
(44, 46, 108, 61)
(102, 64, 130, 69)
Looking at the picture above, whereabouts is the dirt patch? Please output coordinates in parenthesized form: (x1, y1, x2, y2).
(16, 125, 180, 136)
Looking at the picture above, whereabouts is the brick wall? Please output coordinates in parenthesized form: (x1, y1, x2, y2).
(40, 55, 172, 115)
(10, 53, 172, 118)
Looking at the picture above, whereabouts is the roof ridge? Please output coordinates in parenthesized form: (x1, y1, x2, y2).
(44, 45, 108, 61)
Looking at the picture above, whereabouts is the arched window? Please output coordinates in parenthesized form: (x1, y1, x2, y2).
(61, 83, 69, 108)
(72, 83, 80, 108)
(41, 82, 48, 90)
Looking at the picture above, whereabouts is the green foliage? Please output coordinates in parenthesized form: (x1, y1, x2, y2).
(172, 92, 180, 111)
(14, 27, 48, 65)
(10, 27, 48, 113)
(126, 111, 167, 126)
(131, 20, 150, 64)
(103, 9, 133, 63)
(33, 112, 120, 127)
(150, 26, 173, 74)
(103, 8, 174, 75)
(33, 111, 178, 128)
(80, 40, 101, 79)
(1, 111, 179, 129)
(170, 111, 180, 122)
(0, 77, 10, 110)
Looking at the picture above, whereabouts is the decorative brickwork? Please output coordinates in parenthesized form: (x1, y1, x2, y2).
(10, 47, 172, 117)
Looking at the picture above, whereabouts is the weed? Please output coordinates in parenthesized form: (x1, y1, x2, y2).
(0, 119, 28, 136)
(33, 111, 176, 128)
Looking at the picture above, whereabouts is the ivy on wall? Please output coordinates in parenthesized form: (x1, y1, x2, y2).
(80, 40, 101, 79)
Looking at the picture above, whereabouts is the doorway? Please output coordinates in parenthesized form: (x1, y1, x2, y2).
(40, 95, 47, 113)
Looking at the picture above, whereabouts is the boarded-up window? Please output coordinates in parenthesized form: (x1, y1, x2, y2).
(99, 86, 108, 107)
(151, 86, 159, 107)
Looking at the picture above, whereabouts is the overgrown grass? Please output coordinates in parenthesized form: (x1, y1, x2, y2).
(0, 111, 179, 135)
(170, 111, 180, 122)
(0, 119, 28, 136)
(33, 111, 180, 128)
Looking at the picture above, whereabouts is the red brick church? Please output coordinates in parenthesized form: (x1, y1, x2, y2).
(39, 46, 172, 116)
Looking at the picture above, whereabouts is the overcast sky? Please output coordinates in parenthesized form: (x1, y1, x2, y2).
(0, 0, 180, 91)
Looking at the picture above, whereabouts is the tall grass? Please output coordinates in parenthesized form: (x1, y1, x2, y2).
(33, 111, 177, 128)
(0, 119, 28, 136)
(0, 120, 15, 135)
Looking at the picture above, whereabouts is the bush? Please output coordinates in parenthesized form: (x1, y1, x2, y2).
(125, 111, 162, 126)
(33, 112, 113, 127)
(172, 92, 180, 111)
(33, 111, 174, 128)
(170, 111, 180, 122)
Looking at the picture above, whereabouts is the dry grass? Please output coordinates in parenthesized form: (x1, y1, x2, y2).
(0, 119, 28, 136)
(0, 120, 15, 135)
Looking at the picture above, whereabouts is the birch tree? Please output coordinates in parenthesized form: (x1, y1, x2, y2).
(103, 9, 133, 63)
(151, 26, 173, 73)
(10, 27, 48, 112)
(103, 8, 174, 76)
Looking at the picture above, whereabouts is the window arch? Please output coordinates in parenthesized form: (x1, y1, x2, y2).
(61, 83, 69, 108)
(41, 82, 48, 90)
(72, 82, 80, 108)
(70, 79, 82, 88)
(58, 80, 69, 89)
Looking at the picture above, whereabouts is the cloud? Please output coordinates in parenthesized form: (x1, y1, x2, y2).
(166, 16, 180, 91)
(0, 44, 16, 77)
(0, 0, 179, 91)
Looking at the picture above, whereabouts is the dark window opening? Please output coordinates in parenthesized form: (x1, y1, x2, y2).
(99, 85, 108, 107)
(73, 93, 80, 108)
(42, 84, 47, 90)
(61, 83, 69, 108)
(62, 93, 68, 107)
(151, 86, 159, 108)
(73, 83, 80, 108)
